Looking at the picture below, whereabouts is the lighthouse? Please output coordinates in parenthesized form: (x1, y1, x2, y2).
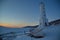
(37, 2, 48, 29)
(29, 2, 48, 38)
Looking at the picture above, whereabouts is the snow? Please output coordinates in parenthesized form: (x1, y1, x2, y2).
(0, 24, 60, 40)
(14, 24, 60, 40)
(14, 35, 32, 40)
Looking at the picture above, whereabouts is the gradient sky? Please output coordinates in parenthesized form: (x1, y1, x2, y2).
(0, 0, 60, 28)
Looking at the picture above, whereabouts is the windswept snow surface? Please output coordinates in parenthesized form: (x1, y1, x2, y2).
(14, 24, 60, 40)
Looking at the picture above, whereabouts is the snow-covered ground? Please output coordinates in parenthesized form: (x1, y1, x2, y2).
(0, 24, 60, 40)
(14, 24, 60, 40)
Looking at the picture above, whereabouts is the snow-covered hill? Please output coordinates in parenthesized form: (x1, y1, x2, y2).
(14, 24, 60, 40)
(0, 24, 60, 40)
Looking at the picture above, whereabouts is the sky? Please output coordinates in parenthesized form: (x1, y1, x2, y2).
(0, 0, 60, 28)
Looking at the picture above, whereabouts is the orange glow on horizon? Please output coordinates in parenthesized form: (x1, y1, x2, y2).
(0, 23, 36, 28)
(0, 23, 24, 28)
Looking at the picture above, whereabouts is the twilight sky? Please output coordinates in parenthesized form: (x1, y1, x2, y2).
(0, 0, 60, 28)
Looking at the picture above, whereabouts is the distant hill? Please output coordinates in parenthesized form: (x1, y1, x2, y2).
(0, 26, 22, 34)
(0, 25, 37, 34)
(49, 19, 60, 25)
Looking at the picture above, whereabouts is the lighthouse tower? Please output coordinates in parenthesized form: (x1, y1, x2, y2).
(37, 2, 48, 29)
(29, 2, 48, 38)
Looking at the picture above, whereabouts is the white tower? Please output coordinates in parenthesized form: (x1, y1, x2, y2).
(37, 2, 48, 29)
(29, 2, 48, 38)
